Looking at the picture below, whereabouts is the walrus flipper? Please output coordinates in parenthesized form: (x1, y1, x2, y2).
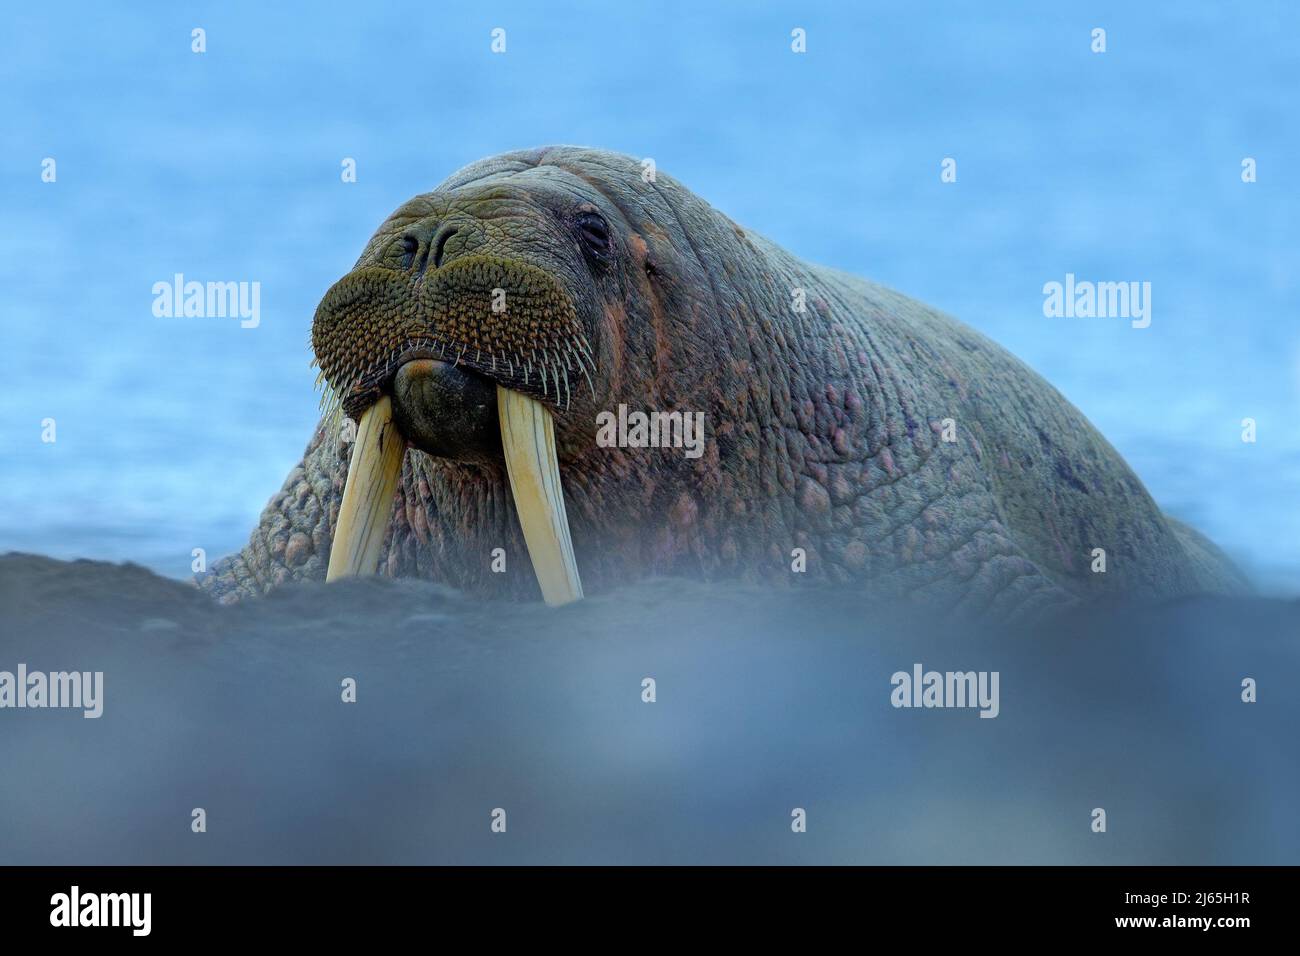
(197, 429, 336, 602)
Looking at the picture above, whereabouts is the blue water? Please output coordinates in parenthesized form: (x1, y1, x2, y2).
(2, 1, 1298, 589)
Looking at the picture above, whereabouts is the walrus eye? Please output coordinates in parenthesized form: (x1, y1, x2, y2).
(575, 211, 612, 264)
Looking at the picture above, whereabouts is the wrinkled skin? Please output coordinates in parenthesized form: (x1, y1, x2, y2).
(198, 147, 1247, 617)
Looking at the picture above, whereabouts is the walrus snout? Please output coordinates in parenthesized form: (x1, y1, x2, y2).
(390, 359, 503, 463)
(337, 357, 584, 605)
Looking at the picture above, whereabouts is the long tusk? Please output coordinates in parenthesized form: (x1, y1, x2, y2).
(497, 386, 584, 606)
(326, 395, 406, 581)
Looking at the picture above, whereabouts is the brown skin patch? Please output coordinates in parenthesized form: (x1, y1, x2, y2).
(600, 299, 627, 399)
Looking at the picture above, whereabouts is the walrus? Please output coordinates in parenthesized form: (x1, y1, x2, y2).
(198, 146, 1246, 616)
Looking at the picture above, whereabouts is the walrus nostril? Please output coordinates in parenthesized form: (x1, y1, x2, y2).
(399, 229, 443, 278)
(399, 225, 458, 277)
(399, 234, 421, 273)
(432, 226, 459, 270)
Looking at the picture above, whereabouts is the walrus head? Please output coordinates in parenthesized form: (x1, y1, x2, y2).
(310, 148, 684, 604)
